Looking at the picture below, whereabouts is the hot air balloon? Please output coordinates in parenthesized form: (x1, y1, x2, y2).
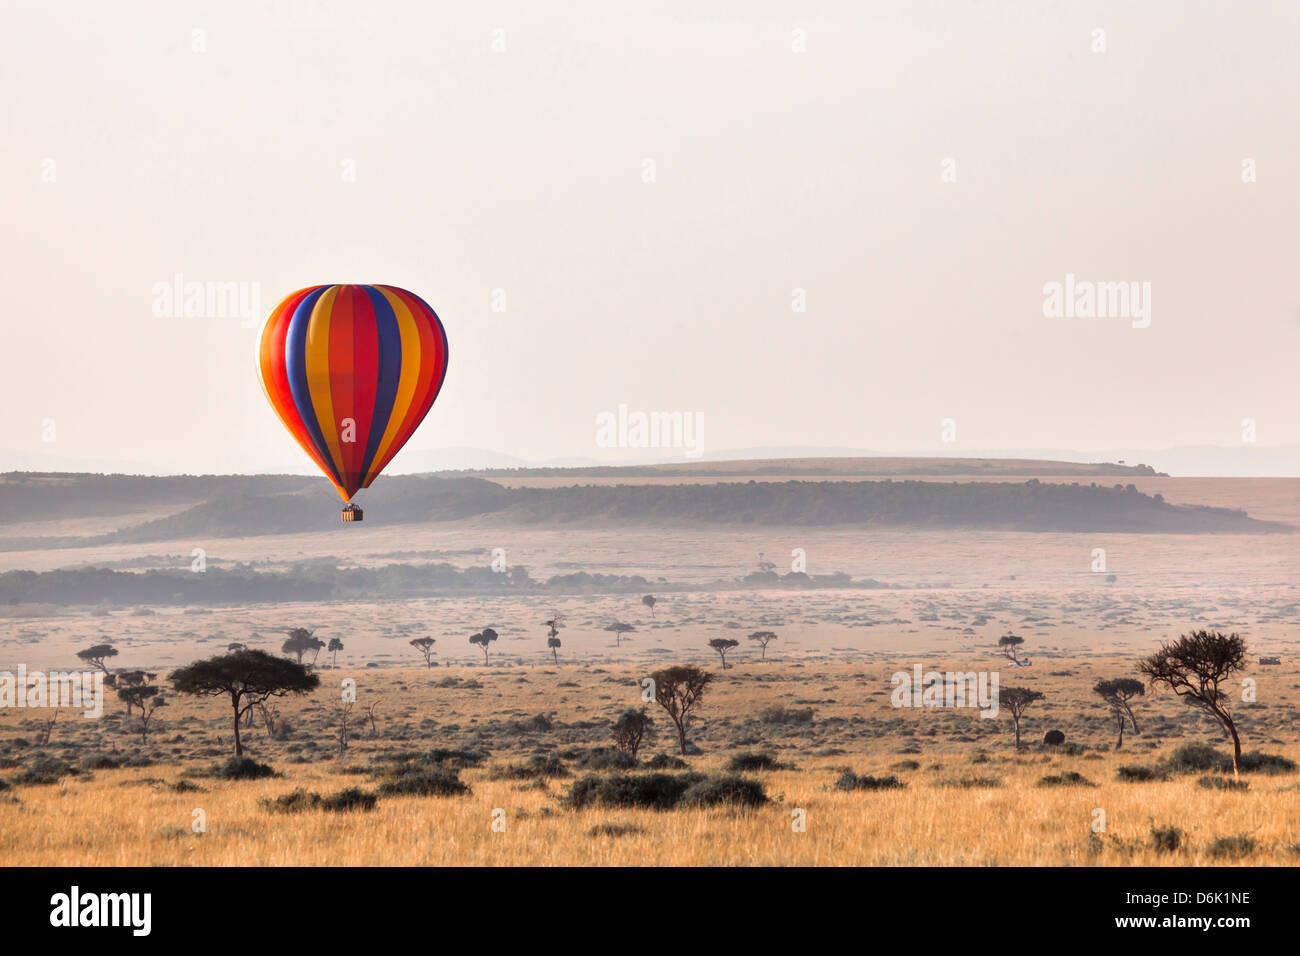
(257, 285, 449, 521)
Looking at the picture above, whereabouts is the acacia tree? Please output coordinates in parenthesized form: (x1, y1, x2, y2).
(998, 686, 1044, 749)
(327, 637, 344, 668)
(1094, 678, 1145, 750)
(470, 627, 499, 663)
(998, 634, 1025, 662)
(117, 681, 166, 743)
(115, 670, 157, 717)
(171, 649, 320, 757)
(748, 630, 777, 661)
(641, 595, 658, 618)
(605, 622, 636, 647)
(282, 628, 323, 666)
(337, 699, 354, 756)
(410, 637, 437, 668)
(611, 708, 653, 759)
(708, 637, 739, 669)
(543, 613, 565, 664)
(648, 665, 714, 755)
(76, 644, 118, 677)
(1140, 630, 1248, 775)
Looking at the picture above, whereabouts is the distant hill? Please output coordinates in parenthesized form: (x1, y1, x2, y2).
(442, 456, 1167, 479)
(0, 466, 1282, 549)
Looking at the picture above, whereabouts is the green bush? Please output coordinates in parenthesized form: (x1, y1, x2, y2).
(726, 752, 787, 772)
(564, 772, 702, 810)
(15, 756, 75, 785)
(264, 786, 378, 812)
(1167, 745, 1295, 776)
(1150, 825, 1184, 853)
(574, 747, 638, 771)
(1037, 771, 1095, 787)
(490, 754, 569, 780)
(644, 753, 688, 770)
(1207, 834, 1256, 858)
(376, 768, 469, 797)
(757, 705, 814, 725)
(78, 754, 122, 771)
(320, 787, 378, 812)
(263, 788, 321, 813)
(372, 748, 486, 769)
(937, 775, 1002, 788)
(835, 771, 905, 791)
(1117, 764, 1168, 782)
(1167, 743, 1232, 774)
(680, 775, 768, 808)
(214, 756, 276, 780)
(1239, 751, 1297, 775)
(588, 822, 643, 838)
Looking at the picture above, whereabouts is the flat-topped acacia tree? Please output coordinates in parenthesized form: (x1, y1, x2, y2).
(748, 631, 778, 661)
(410, 637, 436, 668)
(76, 644, 118, 676)
(1140, 630, 1248, 775)
(1093, 678, 1145, 750)
(282, 628, 324, 666)
(470, 627, 499, 663)
(998, 634, 1025, 662)
(171, 649, 319, 757)
(605, 622, 636, 646)
(708, 638, 739, 669)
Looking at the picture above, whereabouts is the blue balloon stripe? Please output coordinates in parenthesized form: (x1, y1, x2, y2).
(284, 287, 343, 487)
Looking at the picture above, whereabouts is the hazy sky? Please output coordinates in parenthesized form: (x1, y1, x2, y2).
(3, 1, 1299, 476)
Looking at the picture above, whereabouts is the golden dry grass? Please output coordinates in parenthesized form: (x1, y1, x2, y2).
(2, 660, 1297, 866)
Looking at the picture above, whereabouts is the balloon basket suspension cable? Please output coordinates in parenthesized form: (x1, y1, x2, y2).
(341, 502, 364, 522)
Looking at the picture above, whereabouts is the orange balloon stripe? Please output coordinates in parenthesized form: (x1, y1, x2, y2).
(257, 286, 346, 498)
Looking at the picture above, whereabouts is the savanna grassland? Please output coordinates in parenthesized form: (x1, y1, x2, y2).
(2, 463, 1300, 866)
(2, 656, 1299, 866)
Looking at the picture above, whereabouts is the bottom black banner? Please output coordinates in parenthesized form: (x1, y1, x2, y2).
(0, 865, 1281, 941)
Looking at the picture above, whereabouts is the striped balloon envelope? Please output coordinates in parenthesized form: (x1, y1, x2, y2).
(257, 285, 449, 505)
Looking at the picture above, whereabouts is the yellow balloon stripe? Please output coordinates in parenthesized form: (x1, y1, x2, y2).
(304, 286, 346, 482)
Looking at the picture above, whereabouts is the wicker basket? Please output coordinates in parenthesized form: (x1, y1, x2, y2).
(341, 503, 364, 522)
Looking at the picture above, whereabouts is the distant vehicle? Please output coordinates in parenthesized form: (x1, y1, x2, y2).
(1259, 656, 1281, 666)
